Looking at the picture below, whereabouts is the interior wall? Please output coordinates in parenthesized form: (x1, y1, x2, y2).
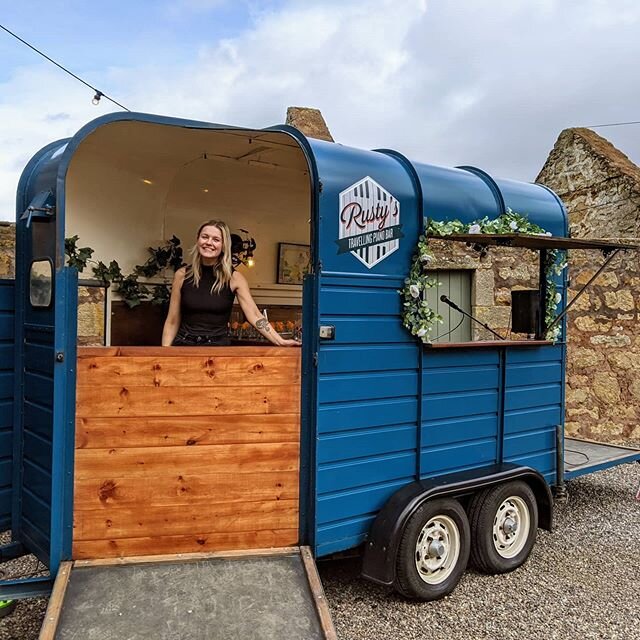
(163, 156, 310, 288)
(65, 122, 311, 291)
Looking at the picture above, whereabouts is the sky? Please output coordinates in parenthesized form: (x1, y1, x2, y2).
(1, 0, 640, 219)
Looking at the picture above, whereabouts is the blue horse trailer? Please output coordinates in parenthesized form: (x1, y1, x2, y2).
(1, 112, 639, 620)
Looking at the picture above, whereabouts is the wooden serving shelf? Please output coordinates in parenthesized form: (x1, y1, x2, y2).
(425, 340, 552, 349)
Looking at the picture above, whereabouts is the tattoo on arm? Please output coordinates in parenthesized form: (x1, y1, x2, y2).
(255, 316, 271, 332)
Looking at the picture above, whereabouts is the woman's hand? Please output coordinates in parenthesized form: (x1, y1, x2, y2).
(279, 338, 302, 347)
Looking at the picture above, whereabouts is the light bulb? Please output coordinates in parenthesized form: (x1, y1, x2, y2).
(247, 257, 255, 267)
(92, 91, 103, 105)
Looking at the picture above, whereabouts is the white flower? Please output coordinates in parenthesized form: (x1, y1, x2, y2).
(468, 224, 481, 234)
(509, 221, 518, 231)
(417, 328, 428, 337)
(409, 284, 420, 298)
(420, 252, 434, 263)
(554, 292, 562, 304)
(545, 231, 552, 236)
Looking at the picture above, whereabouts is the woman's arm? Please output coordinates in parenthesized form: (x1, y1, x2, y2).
(161, 268, 186, 346)
(232, 271, 300, 347)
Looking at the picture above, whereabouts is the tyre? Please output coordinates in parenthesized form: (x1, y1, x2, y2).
(469, 480, 538, 574)
(394, 498, 470, 600)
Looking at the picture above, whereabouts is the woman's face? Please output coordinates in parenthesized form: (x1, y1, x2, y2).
(197, 225, 224, 263)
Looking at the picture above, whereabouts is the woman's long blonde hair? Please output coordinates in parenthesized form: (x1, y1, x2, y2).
(186, 219, 234, 294)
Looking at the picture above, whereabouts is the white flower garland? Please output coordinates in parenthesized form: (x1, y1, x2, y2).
(401, 210, 567, 343)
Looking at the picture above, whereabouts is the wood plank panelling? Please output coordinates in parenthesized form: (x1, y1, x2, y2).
(74, 471, 299, 509)
(75, 414, 299, 449)
(77, 356, 301, 387)
(73, 500, 298, 539)
(75, 385, 298, 417)
(73, 529, 299, 560)
(75, 443, 299, 478)
(74, 347, 301, 559)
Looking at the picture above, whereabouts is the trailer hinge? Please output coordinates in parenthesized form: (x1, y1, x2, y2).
(318, 181, 323, 193)
(313, 352, 318, 367)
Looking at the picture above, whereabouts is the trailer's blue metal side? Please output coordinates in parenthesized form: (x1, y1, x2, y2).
(310, 146, 569, 557)
(0, 280, 15, 531)
(504, 346, 563, 484)
(421, 349, 501, 476)
(315, 273, 420, 556)
(310, 142, 421, 556)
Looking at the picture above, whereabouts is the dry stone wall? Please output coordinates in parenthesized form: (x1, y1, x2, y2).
(538, 127, 640, 445)
(566, 245, 640, 443)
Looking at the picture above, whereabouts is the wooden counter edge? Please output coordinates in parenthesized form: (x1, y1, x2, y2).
(425, 340, 552, 349)
(77, 346, 302, 357)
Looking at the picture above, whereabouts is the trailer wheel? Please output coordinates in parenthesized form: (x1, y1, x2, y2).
(469, 481, 538, 574)
(394, 498, 470, 600)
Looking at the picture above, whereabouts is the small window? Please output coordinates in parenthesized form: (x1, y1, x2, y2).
(30, 259, 53, 307)
(424, 270, 472, 343)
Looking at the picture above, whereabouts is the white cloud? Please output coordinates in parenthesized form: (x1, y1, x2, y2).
(2, 0, 640, 220)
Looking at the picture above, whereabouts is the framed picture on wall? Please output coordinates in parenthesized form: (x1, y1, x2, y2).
(277, 243, 311, 285)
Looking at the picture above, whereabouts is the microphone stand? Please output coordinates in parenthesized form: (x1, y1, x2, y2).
(440, 295, 505, 340)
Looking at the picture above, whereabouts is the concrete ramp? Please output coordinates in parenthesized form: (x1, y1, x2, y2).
(40, 548, 335, 640)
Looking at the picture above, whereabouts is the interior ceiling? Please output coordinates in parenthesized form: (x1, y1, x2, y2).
(76, 121, 308, 176)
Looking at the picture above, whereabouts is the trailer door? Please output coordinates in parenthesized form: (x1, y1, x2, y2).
(0, 279, 15, 531)
(309, 145, 421, 556)
(12, 189, 77, 577)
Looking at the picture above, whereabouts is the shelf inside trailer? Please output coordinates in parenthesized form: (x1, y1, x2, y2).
(564, 437, 640, 480)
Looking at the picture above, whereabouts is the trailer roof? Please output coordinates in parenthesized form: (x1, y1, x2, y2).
(429, 233, 639, 252)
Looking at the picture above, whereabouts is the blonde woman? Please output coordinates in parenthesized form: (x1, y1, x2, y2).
(162, 220, 300, 347)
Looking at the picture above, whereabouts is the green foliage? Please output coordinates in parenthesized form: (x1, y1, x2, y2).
(426, 209, 548, 237)
(134, 236, 183, 278)
(64, 236, 94, 271)
(65, 236, 184, 307)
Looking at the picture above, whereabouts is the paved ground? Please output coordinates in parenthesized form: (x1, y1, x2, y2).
(1, 463, 638, 639)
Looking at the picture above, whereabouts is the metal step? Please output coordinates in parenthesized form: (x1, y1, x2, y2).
(564, 437, 640, 480)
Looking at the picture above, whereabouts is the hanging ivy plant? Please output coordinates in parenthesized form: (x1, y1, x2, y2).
(401, 209, 567, 343)
(65, 236, 184, 308)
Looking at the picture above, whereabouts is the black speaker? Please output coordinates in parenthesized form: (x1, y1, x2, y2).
(511, 290, 540, 335)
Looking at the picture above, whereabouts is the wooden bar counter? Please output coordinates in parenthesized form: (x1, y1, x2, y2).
(73, 346, 301, 560)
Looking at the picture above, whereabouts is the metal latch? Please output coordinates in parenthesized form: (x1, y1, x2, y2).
(319, 325, 335, 340)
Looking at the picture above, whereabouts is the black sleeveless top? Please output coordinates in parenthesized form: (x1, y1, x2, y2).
(179, 267, 235, 337)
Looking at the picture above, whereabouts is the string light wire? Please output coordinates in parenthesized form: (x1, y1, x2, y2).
(0, 22, 130, 111)
(585, 120, 640, 129)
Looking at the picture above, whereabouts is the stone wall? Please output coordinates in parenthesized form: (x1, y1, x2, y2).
(0, 223, 15, 278)
(537, 128, 640, 239)
(566, 245, 640, 443)
(537, 127, 640, 444)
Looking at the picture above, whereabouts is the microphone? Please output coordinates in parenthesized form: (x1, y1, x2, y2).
(439, 294, 505, 340)
(440, 294, 461, 312)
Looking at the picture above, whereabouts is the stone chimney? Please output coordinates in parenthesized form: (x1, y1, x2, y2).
(285, 107, 334, 142)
